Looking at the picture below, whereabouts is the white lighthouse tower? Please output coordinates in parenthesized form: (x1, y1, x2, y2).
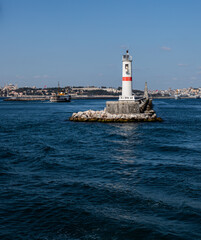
(119, 50, 135, 101)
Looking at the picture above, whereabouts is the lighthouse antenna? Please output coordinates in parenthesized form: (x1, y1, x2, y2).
(58, 81, 60, 95)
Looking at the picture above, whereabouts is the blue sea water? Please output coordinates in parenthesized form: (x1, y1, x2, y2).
(0, 98, 201, 240)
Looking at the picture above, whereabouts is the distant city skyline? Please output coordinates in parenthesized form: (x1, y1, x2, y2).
(1, 0, 201, 90)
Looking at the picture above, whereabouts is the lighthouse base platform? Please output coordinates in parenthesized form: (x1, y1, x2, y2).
(69, 99, 163, 123)
(106, 101, 140, 114)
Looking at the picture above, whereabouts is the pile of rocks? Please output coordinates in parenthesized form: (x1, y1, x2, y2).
(69, 108, 162, 123)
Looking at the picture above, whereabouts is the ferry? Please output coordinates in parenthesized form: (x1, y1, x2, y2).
(191, 95, 200, 99)
(50, 82, 71, 102)
(175, 89, 181, 100)
(174, 94, 181, 100)
(50, 92, 71, 102)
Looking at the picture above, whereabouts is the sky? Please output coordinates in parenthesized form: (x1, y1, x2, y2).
(1, 0, 201, 90)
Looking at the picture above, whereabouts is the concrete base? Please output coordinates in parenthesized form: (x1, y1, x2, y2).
(69, 98, 162, 123)
(69, 109, 162, 123)
(106, 101, 140, 114)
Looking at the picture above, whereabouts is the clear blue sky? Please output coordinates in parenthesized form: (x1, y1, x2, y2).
(1, 0, 201, 90)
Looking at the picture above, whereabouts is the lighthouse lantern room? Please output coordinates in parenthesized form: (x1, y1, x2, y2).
(119, 50, 135, 101)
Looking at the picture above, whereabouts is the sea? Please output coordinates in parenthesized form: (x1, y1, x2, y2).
(0, 98, 201, 240)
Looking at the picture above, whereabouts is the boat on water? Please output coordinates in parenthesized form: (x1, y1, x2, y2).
(4, 96, 48, 101)
(191, 95, 200, 99)
(50, 82, 71, 102)
(50, 92, 71, 102)
(175, 94, 181, 100)
(175, 89, 181, 100)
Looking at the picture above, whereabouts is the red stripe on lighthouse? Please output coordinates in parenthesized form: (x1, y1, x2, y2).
(122, 77, 132, 81)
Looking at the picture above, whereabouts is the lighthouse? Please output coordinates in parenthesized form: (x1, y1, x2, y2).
(70, 49, 160, 122)
(105, 50, 141, 115)
(119, 50, 135, 101)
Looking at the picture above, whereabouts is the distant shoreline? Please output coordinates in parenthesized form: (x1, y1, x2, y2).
(1, 95, 200, 101)
(151, 96, 200, 99)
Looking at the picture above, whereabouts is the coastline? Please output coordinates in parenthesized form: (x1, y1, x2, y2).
(1, 95, 201, 101)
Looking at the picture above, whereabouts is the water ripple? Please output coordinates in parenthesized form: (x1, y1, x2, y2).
(1, 99, 201, 239)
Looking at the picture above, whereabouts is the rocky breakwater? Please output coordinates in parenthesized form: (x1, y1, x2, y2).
(69, 99, 162, 123)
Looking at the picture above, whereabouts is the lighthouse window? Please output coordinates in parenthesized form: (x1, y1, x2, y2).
(125, 64, 128, 69)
